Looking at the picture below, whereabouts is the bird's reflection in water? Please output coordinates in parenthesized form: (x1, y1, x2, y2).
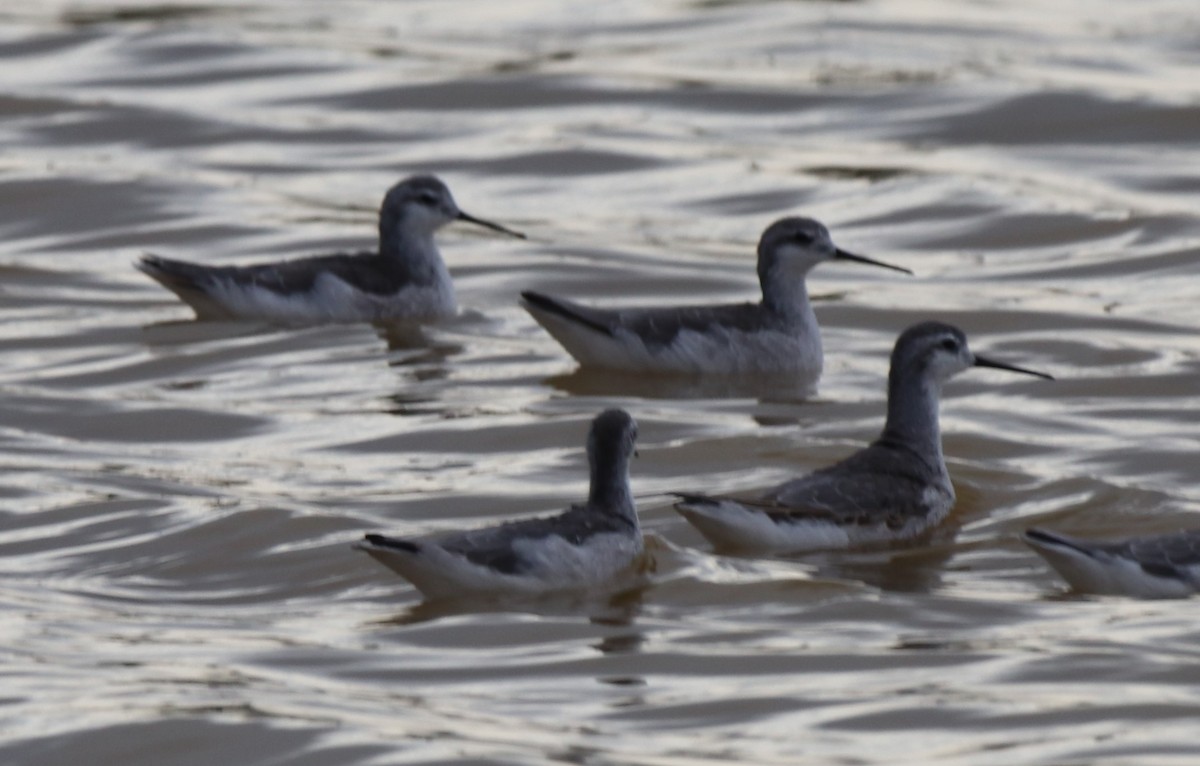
(140, 317, 288, 346)
(373, 321, 465, 416)
(379, 389, 442, 417)
(375, 321, 463, 368)
(546, 366, 816, 404)
(800, 532, 962, 594)
(374, 582, 648, 633)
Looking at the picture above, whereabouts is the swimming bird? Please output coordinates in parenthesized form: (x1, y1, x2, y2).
(674, 321, 1052, 554)
(356, 409, 643, 598)
(520, 217, 910, 382)
(1023, 527, 1200, 598)
(137, 175, 524, 323)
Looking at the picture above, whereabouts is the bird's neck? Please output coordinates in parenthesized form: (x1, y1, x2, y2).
(761, 268, 815, 322)
(877, 368, 946, 474)
(588, 453, 635, 518)
(380, 222, 450, 284)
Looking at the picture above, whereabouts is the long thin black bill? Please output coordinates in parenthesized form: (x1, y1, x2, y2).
(973, 354, 1054, 380)
(834, 248, 913, 275)
(457, 211, 526, 240)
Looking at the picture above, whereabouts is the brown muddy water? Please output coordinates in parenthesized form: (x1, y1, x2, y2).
(3, 1, 1200, 764)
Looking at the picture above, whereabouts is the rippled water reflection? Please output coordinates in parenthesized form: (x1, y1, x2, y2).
(3, 0, 1200, 763)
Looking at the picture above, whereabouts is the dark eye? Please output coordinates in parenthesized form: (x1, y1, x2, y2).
(940, 338, 959, 352)
(417, 191, 439, 206)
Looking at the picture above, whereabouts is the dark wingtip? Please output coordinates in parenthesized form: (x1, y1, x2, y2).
(134, 253, 199, 282)
(670, 492, 714, 507)
(1022, 527, 1087, 555)
(361, 533, 420, 553)
(1022, 528, 1058, 545)
(135, 253, 165, 272)
(519, 291, 614, 337)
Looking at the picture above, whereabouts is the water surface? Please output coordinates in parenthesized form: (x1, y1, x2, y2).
(3, 1, 1200, 763)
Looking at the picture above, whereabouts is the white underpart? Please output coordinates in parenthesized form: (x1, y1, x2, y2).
(1025, 538, 1198, 598)
(530, 309, 822, 379)
(359, 531, 644, 599)
(677, 500, 850, 552)
(206, 271, 456, 323)
(677, 492, 948, 554)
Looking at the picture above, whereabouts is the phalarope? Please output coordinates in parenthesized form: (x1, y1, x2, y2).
(674, 321, 1052, 553)
(520, 217, 910, 384)
(1024, 527, 1200, 598)
(137, 175, 524, 323)
(356, 409, 643, 598)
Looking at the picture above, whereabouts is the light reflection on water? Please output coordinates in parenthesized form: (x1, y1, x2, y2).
(2, 0, 1200, 763)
